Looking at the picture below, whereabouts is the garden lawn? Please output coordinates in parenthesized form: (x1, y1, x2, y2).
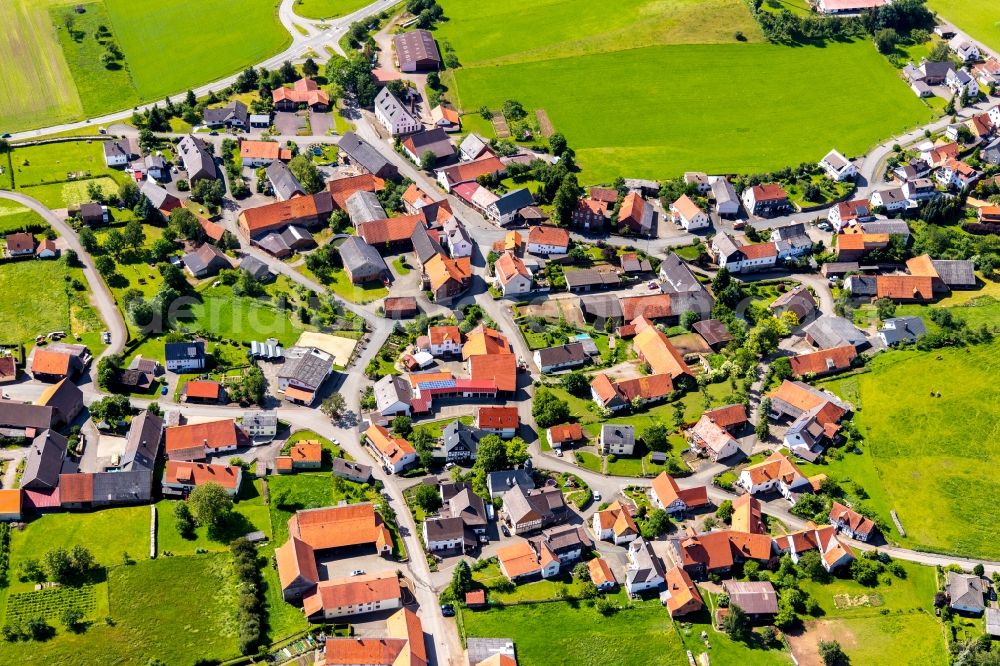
(294, 0, 372, 19)
(928, 0, 1000, 55)
(10, 140, 126, 208)
(817, 342, 1000, 559)
(0, 200, 48, 234)
(187, 286, 304, 347)
(676, 605, 793, 665)
(790, 614, 946, 666)
(605, 455, 645, 477)
(799, 561, 936, 617)
(312, 267, 388, 304)
(0, 260, 72, 346)
(461, 599, 687, 665)
(449, 41, 934, 183)
(156, 481, 272, 556)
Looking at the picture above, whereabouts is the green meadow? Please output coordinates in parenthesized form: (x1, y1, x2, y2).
(928, 0, 1000, 55)
(448, 40, 934, 183)
(293, 0, 372, 20)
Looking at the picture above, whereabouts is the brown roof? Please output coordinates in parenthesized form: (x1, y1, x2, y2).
(328, 174, 385, 209)
(742, 451, 805, 486)
(829, 501, 876, 536)
(469, 354, 517, 393)
(276, 536, 320, 591)
(547, 423, 583, 444)
(184, 380, 221, 400)
(477, 406, 519, 430)
(0, 356, 16, 382)
(31, 350, 71, 377)
(651, 472, 709, 509)
(589, 187, 618, 203)
(240, 192, 334, 236)
(750, 183, 788, 202)
(679, 530, 773, 571)
(723, 580, 779, 615)
(615, 374, 674, 402)
(164, 419, 239, 457)
(692, 319, 733, 347)
(5, 232, 34, 253)
(789, 345, 858, 377)
(273, 78, 329, 107)
(620, 294, 673, 321)
(876, 275, 934, 300)
(357, 215, 422, 245)
(439, 156, 504, 185)
(384, 296, 417, 315)
(58, 473, 94, 504)
(304, 572, 401, 615)
(703, 404, 747, 429)
(905, 254, 938, 278)
(740, 242, 777, 260)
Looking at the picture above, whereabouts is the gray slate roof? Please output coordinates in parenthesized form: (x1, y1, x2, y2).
(339, 132, 396, 178)
(92, 470, 153, 504)
(165, 341, 205, 363)
(492, 188, 534, 217)
(265, 160, 305, 200)
(240, 256, 272, 281)
(410, 225, 444, 265)
(140, 181, 179, 210)
(536, 342, 588, 367)
(405, 128, 455, 160)
(122, 410, 164, 472)
(442, 421, 484, 458)
(879, 316, 927, 345)
(279, 349, 331, 390)
(22, 430, 67, 490)
(182, 243, 229, 277)
(177, 135, 217, 180)
(804, 315, 868, 349)
(932, 259, 976, 287)
(203, 101, 249, 127)
(345, 190, 387, 225)
(375, 374, 412, 414)
(339, 236, 388, 277)
(947, 572, 985, 612)
(601, 424, 635, 450)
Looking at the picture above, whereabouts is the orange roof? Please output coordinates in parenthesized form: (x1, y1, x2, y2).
(304, 572, 401, 616)
(548, 423, 583, 444)
(469, 353, 517, 393)
(324, 638, 409, 666)
(465, 589, 486, 605)
(428, 325, 461, 346)
(408, 371, 453, 388)
(504, 230, 524, 251)
(439, 156, 505, 185)
(618, 191, 645, 225)
(165, 419, 239, 455)
(284, 385, 316, 403)
(290, 440, 322, 465)
(930, 142, 959, 164)
(0, 489, 20, 516)
(663, 565, 703, 616)
(276, 456, 293, 471)
(620, 294, 672, 321)
(829, 501, 876, 536)
(651, 472, 709, 510)
(386, 607, 427, 666)
(594, 501, 638, 537)
(588, 557, 616, 587)
(740, 242, 777, 260)
(273, 78, 329, 107)
(430, 105, 460, 125)
(478, 406, 519, 430)
(751, 182, 788, 202)
(31, 350, 71, 377)
(164, 460, 241, 490)
(769, 380, 829, 413)
(905, 254, 938, 278)
(590, 374, 618, 404)
(633, 319, 691, 378)
(730, 494, 765, 534)
(462, 325, 512, 359)
(403, 183, 434, 208)
(357, 215, 422, 245)
(578, 197, 609, 216)
(497, 540, 544, 578)
(875, 275, 934, 301)
(425, 254, 471, 291)
(328, 174, 385, 209)
(703, 404, 747, 429)
(671, 194, 703, 221)
(837, 233, 889, 251)
(527, 225, 569, 248)
(495, 251, 530, 286)
(198, 216, 226, 242)
(184, 380, 221, 400)
(742, 451, 805, 486)
(276, 535, 319, 592)
(240, 140, 292, 161)
(789, 345, 858, 377)
(289, 503, 391, 552)
(240, 191, 333, 236)
(59, 473, 93, 503)
(615, 374, 674, 402)
(365, 424, 416, 464)
(679, 530, 773, 571)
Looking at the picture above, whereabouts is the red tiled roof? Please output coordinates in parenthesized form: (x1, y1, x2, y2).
(703, 404, 747, 429)
(619, 294, 672, 321)
(58, 473, 93, 504)
(240, 140, 292, 161)
(478, 406, 519, 430)
(184, 380, 221, 400)
(527, 225, 569, 248)
(789, 345, 858, 377)
(548, 423, 583, 444)
(439, 156, 504, 185)
(875, 275, 934, 301)
(357, 215, 422, 245)
(751, 183, 788, 202)
(290, 440, 322, 465)
(165, 419, 239, 456)
(164, 460, 241, 490)
(31, 350, 71, 377)
(469, 353, 517, 393)
(740, 242, 777, 260)
(428, 325, 461, 346)
(651, 472, 709, 509)
(328, 174, 385, 209)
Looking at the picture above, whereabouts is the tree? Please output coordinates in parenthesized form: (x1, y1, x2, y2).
(288, 154, 325, 194)
(44, 548, 74, 583)
(61, 607, 84, 632)
(174, 501, 195, 538)
(191, 179, 225, 207)
(391, 415, 413, 437)
(188, 482, 234, 529)
(419, 150, 437, 171)
(412, 484, 442, 514)
(89, 394, 132, 425)
(149, 237, 175, 263)
(549, 133, 567, 156)
(818, 640, 848, 666)
(974, 563, 985, 577)
(721, 603, 750, 642)
(123, 218, 145, 251)
(642, 422, 670, 452)
(25, 616, 53, 641)
(797, 549, 829, 582)
(873, 27, 899, 54)
(449, 560, 473, 599)
(573, 561, 590, 580)
(79, 227, 99, 253)
(560, 371, 590, 397)
(532, 387, 570, 428)
(322, 393, 347, 420)
(302, 57, 319, 77)
(474, 434, 508, 473)
(96, 353, 122, 390)
(505, 437, 530, 467)
(501, 99, 527, 121)
(641, 509, 671, 538)
(118, 179, 141, 208)
(681, 310, 700, 331)
(716, 499, 734, 523)
(874, 297, 896, 321)
(755, 400, 771, 442)
(553, 173, 581, 226)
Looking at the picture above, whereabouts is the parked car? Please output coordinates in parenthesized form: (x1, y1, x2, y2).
(440, 604, 455, 617)
(593, 491, 602, 502)
(350, 569, 365, 576)
(161, 385, 168, 396)
(501, 524, 510, 537)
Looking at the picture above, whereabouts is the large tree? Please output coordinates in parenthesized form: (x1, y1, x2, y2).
(288, 155, 325, 194)
(188, 482, 234, 529)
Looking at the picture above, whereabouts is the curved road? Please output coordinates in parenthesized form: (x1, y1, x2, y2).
(0, 191, 126, 362)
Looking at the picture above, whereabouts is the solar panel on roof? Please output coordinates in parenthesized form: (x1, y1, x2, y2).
(418, 380, 456, 389)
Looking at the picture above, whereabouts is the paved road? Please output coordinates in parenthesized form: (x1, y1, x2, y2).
(0, 191, 127, 364)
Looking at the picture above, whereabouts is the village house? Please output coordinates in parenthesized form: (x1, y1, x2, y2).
(273, 78, 330, 111)
(321, 608, 425, 665)
(723, 581, 779, 622)
(617, 192, 656, 236)
(494, 251, 532, 297)
(936, 158, 979, 190)
(477, 406, 519, 438)
(625, 538, 666, 595)
(21, 430, 67, 491)
(164, 341, 205, 373)
(828, 199, 875, 232)
(501, 485, 567, 535)
(526, 225, 569, 255)
(546, 423, 583, 451)
(184, 379, 223, 404)
(374, 375, 412, 417)
(424, 253, 472, 305)
(30, 349, 83, 383)
(741, 183, 791, 218)
(383, 296, 418, 320)
(773, 525, 855, 573)
(878, 316, 927, 346)
(484, 188, 533, 226)
(710, 176, 741, 218)
(533, 342, 589, 374)
(394, 29, 441, 71)
(441, 420, 483, 463)
(663, 566, 704, 617)
(331, 458, 372, 484)
(278, 347, 333, 405)
(338, 132, 398, 179)
(374, 88, 421, 136)
(177, 135, 217, 181)
(487, 467, 534, 499)
(768, 380, 850, 459)
(164, 419, 242, 461)
(427, 325, 462, 356)
(102, 138, 135, 167)
(650, 472, 710, 516)
(670, 195, 709, 231)
(266, 160, 305, 201)
(947, 572, 985, 615)
(340, 237, 389, 284)
(687, 410, 741, 461)
(769, 284, 816, 321)
(243, 410, 278, 441)
(430, 104, 460, 132)
(869, 187, 909, 212)
(599, 424, 635, 456)
(365, 424, 417, 473)
(302, 572, 402, 622)
(731, 494, 765, 534)
(572, 196, 609, 230)
(949, 36, 980, 63)
(275, 440, 323, 473)
(770, 222, 814, 260)
(819, 149, 857, 181)
(789, 345, 857, 379)
(589, 557, 618, 591)
(674, 530, 774, 579)
(162, 460, 242, 496)
(589, 372, 673, 413)
(591, 501, 639, 545)
(737, 450, 811, 498)
(829, 501, 878, 542)
(710, 233, 777, 273)
(182, 243, 230, 278)
(203, 100, 249, 129)
(631, 317, 693, 381)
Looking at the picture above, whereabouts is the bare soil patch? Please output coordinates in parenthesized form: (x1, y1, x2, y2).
(536, 109, 555, 137)
(787, 620, 858, 666)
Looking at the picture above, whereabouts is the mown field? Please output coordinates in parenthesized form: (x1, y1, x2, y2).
(0, 0, 289, 134)
(8, 140, 127, 209)
(818, 342, 1000, 560)
(293, 0, 371, 20)
(928, 0, 1000, 55)
(448, 39, 934, 184)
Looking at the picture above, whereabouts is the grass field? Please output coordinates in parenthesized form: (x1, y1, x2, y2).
(1, 0, 289, 134)
(928, 0, 1000, 55)
(9, 140, 127, 209)
(187, 286, 305, 347)
(817, 342, 1000, 559)
(448, 40, 934, 183)
(0, 200, 48, 234)
(0, 258, 105, 349)
(293, 0, 371, 19)
(461, 599, 688, 665)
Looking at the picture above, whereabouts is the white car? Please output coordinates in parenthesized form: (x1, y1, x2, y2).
(350, 569, 365, 576)
(593, 492, 602, 502)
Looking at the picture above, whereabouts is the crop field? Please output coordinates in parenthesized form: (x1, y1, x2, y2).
(294, 0, 371, 20)
(928, 0, 1000, 55)
(0, 0, 288, 134)
(448, 40, 934, 184)
(4, 584, 104, 625)
(818, 342, 1000, 560)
